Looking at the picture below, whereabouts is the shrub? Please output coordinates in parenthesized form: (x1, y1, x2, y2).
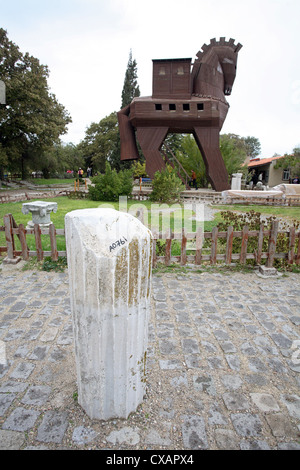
(150, 168, 185, 203)
(88, 162, 133, 201)
(217, 210, 300, 269)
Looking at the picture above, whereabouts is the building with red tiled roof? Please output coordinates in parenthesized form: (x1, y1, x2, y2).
(247, 155, 291, 187)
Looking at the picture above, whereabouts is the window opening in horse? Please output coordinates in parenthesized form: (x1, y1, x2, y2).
(197, 103, 204, 111)
(155, 104, 162, 111)
(169, 104, 176, 111)
(183, 103, 190, 111)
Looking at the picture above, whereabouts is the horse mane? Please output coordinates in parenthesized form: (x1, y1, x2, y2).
(195, 37, 242, 62)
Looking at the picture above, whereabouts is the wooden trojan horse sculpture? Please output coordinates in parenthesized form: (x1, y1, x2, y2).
(118, 38, 242, 191)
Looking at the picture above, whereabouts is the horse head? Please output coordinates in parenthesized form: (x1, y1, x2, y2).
(192, 38, 242, 99)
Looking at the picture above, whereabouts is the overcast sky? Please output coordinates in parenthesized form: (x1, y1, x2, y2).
(1, 0, 300, 158)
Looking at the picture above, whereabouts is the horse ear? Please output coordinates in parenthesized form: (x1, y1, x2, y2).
(235, 43, 243, 53)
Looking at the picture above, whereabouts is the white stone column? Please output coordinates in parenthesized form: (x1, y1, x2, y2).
(231, 173, 243, 190)
(65, 208, 153, 420)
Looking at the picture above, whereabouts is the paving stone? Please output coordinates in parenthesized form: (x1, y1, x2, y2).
(170, 374, 188, 388)
(265, 412, 297, 437)
(185, 354, 201, 368)
(145, 427, 172, 446)
(220, 341, 237, 354)
(181, 338, 199, 354)
(271, 333, 293, 349)
(23, 328, 42, 341)
(0, 429, 25, 450)
(40, 327, 59, 342)
(106, 426, 140, 446)
(9, 362, 35, 379)
(0, 392, 17, 416)
(208, 405, 228, 425)
(28, 345, 49, 360)
(240, 440, 271, 450)
(214, 428, 239, 450)
(21, 385, 52, 406)
(193, 375, 216, 395)
(37, 411, 69, 443)
(159, 359, 183, 370)
(156, 323, 174, 338)
(231, 413, 262, 437)
(4, 329, 24, 341)
(2, 407, 40, 432)
(9, 302, 27, 312)
(0, 380, 28, 394)
(72, 426, 98, 445)
(181, 415, 208, 450)
(247, 357, 266, 373)
(250, 393, 280, 412)
(222, 392, 250, 411)
(225, 354, 240, 371)
(2, 297, 18, 306)
(280, 394, 300, 419)
(220, 374, 243, 390)
(159, 339, 179, 355)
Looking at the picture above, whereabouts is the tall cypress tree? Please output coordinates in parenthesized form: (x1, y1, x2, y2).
(121, 50, 140, 108)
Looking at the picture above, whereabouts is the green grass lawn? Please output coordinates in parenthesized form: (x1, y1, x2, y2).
(27, 178, 76, 186)
(1, 197, 299, 256)
(0, 197, 198, 252)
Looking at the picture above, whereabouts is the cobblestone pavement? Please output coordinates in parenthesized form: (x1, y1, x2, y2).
(0, 262, 300, 451)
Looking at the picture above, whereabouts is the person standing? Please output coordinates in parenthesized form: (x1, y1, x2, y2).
(191, 170, 198, 190)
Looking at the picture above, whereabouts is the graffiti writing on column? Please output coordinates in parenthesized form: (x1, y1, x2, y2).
(109, 236, 128, 252)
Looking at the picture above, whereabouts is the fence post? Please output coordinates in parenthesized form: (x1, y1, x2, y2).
(288, 226, 296, 265)
(225, 226, 233, 265)
(255, 224, 264, 265)
(181, 228, 187, 265)
(195, 226, 204, 265)
(165, 229, 172, 266)
(49, 223, 58, 261)
(240, 225, 249, 265)
(3, 214, 21, 264)
(266, 220, 279, 268)
(296, 232, 300, 265)
(34, 224, 43, 261)
(210, 226, 218, 265)
(18, 224, 29, 260)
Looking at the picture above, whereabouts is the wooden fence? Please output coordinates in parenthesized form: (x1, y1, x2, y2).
(0, 214, 65, 263)
(1, 213, 300, 268)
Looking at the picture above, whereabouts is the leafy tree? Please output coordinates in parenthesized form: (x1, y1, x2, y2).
(274, 147, 300, 179)
(219, 133, 247, 177)
(0, 29, 71, 179)
(78, 112, 119, 173)
(33, 142, 84, 178)
(88, 161, 133, 201)
(175, 134, 208, 187)
(150, 167, 185, 203)
(244, 136, 261, 159)
(121, 50, 140, 108)
(175, 133, 247, 188)
(131, 161, 147, 178)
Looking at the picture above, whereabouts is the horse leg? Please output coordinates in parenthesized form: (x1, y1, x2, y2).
(136, 127, 169, 179)
(193, 127, 230, 191)
(117, 105, 139, 160)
